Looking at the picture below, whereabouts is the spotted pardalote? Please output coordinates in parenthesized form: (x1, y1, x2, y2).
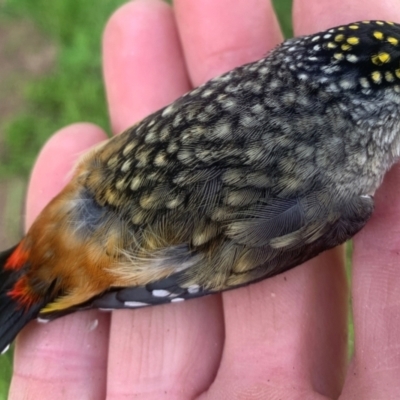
(1, 20, 400, 354)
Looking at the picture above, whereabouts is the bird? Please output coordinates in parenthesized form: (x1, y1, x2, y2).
(1, 20, 400, 354)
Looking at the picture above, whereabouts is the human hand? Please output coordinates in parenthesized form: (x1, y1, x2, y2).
(8, 0, 400, 398)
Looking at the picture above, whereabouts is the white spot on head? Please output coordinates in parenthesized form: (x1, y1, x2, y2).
(37, 317, 50, 324)
(313, 44, 321, 51)
(324, 34, 332, 39)
(171, 298, 185, 303)
(124, 301, 150, 308)
(152, 289, 171, 297)
(359, 77, 370, 88)
(385, 71, 395, 82)
(311, 35, 320, 42)
(346, 54, 358, 63)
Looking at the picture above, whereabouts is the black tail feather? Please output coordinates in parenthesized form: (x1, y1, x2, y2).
(0, 246, 45, 354)
(0, 293, 43, 354)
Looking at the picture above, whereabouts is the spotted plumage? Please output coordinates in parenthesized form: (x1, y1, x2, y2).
(1, 20, 400, 353)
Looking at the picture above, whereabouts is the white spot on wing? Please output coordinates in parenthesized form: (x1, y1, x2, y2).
(188, 285, 200, 294)
(171, 298, 185, 303)
(152, 289, 171, 297)
(37, 318, 50, 324)
(124, 301, 150, 308)
(1, 344, 10, 355)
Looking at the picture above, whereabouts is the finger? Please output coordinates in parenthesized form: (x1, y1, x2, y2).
(175, 1, 348, 397)
(103, 0, 190, 134)
(103, 2, 224, 398)
(9, 124, 110, 400)
(294, 0, 400, 398)
(175, 0, 282, 85)
(345, 167, 400, 394)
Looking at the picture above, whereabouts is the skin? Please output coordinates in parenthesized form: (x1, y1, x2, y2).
(7, 0, 400, 398)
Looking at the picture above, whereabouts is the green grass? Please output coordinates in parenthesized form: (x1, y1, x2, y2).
(0, 0, 129, 177)
(0, 1, 294, 398)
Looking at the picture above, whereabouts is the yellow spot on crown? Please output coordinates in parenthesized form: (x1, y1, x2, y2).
(371, 71, 382, 83)
(385, 71, 395, 82)
(395, 69, 400, 79)
(379, 52, 390, 63)
(347, 37, 360, 45)
(338, 27, 345, 31)
(373, 31, 384, 40)
(371, 52, 391, 65)
(333, 53, 344, 60)
(349, 25, 359, 30)
(387, 21, 395, 26)
(387, 36, 399, 46)
(376, 21, 384, 25)
(334, 34, 345, 42)
(326, 42, 337, 49)
(362, 20, 371, 24)
(341, 44, 352, 51)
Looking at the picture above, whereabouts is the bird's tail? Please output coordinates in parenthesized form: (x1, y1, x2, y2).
(0, 245, 46, 354)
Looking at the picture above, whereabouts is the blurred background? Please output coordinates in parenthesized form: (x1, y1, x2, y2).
(0, 0, 292, 397)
